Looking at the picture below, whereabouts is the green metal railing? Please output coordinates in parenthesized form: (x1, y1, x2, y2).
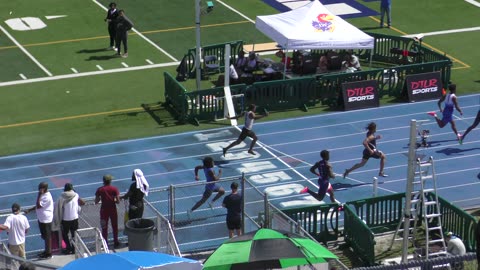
(342, 193, 476, 266)
(282, 203, 340, 244)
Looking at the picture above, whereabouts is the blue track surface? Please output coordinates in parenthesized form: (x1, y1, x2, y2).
(1, 95, 479, 253)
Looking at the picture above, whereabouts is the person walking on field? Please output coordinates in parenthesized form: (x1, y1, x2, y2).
(300, 150, 338, 204)
(104, 2, 119, 50)
(115, 9, 134, 58)
(428, 84, 463, 142)
(379, 0, 392, 28)
(343, 122, 388, 178)
(222, 182, 242, 238)
(188, 157, 225, 219)
(95, 175, 121, 248)
(223, 104, 268, 156)
(0, 203, 30, 259)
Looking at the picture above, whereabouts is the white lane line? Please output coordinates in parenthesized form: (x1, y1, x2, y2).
(0, 25, 53, 77)
(146, 59, 154, 65)
(121, 62, 129, 68)
(403, 26, 480, 38)
(0, 61, 179, 87)
(91, 0, 178, 62)
(19, 74, 27, 80)
(465, 0, 480, 7)
(96, 65, 104, 71)
(216, 0, 255, 23)
(70, 68, 78, 73)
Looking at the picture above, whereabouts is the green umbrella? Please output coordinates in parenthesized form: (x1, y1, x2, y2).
(203, 228, 337, 270)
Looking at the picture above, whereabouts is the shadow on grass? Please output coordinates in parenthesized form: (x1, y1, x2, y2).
(77, 48, 112, 54)
(86, 55, 119, 61)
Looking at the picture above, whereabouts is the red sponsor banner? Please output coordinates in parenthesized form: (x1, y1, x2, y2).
(406, 72, 443, 102)
(342, 80, 379, 111)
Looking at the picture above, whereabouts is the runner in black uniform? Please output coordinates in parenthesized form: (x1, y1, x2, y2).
(343, 122, 388, 178)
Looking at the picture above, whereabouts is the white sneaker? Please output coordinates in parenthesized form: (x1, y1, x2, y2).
(208, 201, 214, 210)
(122, 53, 128, 58)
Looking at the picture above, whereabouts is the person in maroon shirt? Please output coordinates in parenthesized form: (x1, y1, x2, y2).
(95, 174, 121, 248)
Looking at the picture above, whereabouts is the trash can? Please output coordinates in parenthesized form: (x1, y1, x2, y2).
(125, 218, 155, 251)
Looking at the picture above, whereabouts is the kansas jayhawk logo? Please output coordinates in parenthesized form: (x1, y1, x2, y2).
(312, 13, 335, 32)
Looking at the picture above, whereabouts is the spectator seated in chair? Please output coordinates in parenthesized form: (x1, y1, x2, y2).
(275, 50, 292, 71)
(342, 51, 361, 73)
(234, 51, 247, 74)
(215, 64, 240, 87)
(317, 52, 328, 73)
(326, 50, 342, 71)
(243, 52, 257, 74)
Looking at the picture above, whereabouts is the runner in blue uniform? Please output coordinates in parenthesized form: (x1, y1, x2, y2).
(343, 122, 388, 178)
(428, 84, 463, 142)
(300, 150, 336, 203)
(188, 157, 225, 219)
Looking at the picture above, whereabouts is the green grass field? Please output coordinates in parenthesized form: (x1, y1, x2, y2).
(0, 0, 479, 156)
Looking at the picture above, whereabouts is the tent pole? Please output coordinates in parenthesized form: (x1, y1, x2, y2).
(369, 49, 373, 68)
(282, 43, 288, 80)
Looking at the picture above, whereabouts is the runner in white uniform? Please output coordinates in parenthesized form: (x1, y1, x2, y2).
(223, 104, 268, 156)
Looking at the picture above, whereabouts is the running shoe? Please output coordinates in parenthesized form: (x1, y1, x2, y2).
(222, 148, 227, 157)
(457, 133, 462, 144)
(208, 201, 214, 210)
(248, 150, 256, 155)
(427, 111, 437, 117)
(299, 187, 309, 194)
(343, 169, 349, 179)
(378, 172, 388, 177)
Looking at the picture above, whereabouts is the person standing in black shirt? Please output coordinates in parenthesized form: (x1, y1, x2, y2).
(104, 2, 118, 50)
(121, 169, 149, 220)
(222, 182, 242, 238)
(115, 9, 134, 58)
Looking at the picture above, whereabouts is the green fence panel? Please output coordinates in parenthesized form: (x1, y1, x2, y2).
(164, 71, 188, 122)
(245, 77, 316, 111)
(343, 204, 376, 266)
(282, 204, 340, 244)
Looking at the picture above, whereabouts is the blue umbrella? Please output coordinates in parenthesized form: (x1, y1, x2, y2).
(59, 251, 203, 270)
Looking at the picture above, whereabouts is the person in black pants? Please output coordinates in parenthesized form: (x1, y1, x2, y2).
(121, 169, 149, 220)
(115, 9, 133, 58)
(222, 182, 242, 238)
(104, 2, 118, 50)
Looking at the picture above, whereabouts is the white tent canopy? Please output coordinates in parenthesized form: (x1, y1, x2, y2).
(255, 0, 374, 50)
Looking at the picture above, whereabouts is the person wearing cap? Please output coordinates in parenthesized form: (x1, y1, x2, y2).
(53, 183, 85, 254)
(121, 169, 149, 220)
(0, 203, 30, 258)
(25, 182, 54, 259)
(445, 232, 466, 256)
(104, 2, 119, 50)
(95, 175, 121, 248)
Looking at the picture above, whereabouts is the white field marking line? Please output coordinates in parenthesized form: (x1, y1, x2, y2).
(96, 65, 103, 71)
(0, 61, 179, 87)
(465, 0, 480, 8)
(0, 25, 52, 77)
(1, 94, 477, 160)
(121, 62, 129, 68)
(216, 0, 255, 23)
(19, 74, 27, 80)
(0, 116, 467, 175)
(259, 142, 398, 194)
(146, 59, 154, 65)
(70, 68, 78, 73)
(91, 0, 178, 62)
(235, 125, 343, 204)
(403, 26, 480, 39)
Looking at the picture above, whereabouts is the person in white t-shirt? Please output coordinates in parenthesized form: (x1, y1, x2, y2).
(26, 182, 54, 259)
(53, 183, 85, 254)
(0, 203, 30, 258)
